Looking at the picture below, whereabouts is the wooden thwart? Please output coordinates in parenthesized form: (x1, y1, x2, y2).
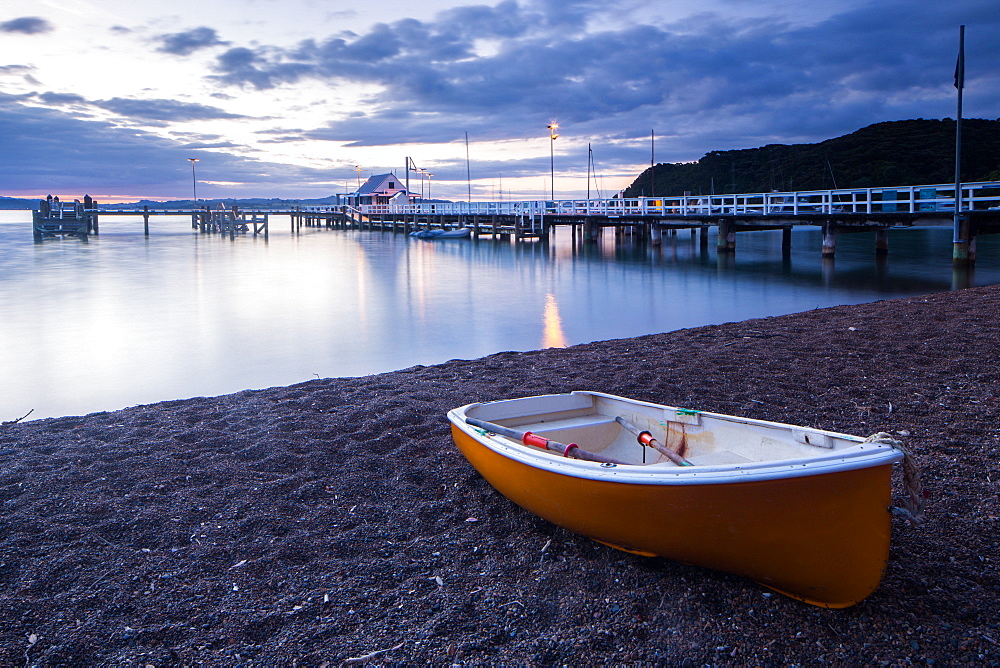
(464, 417, 626, 465)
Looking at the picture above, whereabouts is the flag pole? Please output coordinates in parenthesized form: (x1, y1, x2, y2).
(953, 25, 969, 264)
(649, 130, 655, 198)
(465, 132, 472, 204)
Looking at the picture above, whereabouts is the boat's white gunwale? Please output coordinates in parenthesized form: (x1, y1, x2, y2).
(583, 391, 868, 444)
(448, 392, 903, 485)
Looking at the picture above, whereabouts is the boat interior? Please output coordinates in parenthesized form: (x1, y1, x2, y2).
(463, 391, 864, 467)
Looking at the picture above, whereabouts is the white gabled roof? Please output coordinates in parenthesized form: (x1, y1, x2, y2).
(357, 173, 406, 195)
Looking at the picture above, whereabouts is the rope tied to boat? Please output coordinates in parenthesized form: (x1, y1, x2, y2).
(865, 432, 925, 525)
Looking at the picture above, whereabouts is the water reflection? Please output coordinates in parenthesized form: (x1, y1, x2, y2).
(952, 264, 974, 290)
(542, 293, 568, 349)
(822, 256, 836, 287)
(3, 209, 1000, 419)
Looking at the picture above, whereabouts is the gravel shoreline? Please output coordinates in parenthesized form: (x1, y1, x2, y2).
(2, 286, 999, 665)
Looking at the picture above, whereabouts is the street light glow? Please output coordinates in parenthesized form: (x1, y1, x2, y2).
(187, 158, 199, 203)
(547, 123, 559, 199)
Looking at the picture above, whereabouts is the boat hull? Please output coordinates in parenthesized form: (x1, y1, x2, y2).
(449, 393, 901, 608)
(409, 227, 472, 239)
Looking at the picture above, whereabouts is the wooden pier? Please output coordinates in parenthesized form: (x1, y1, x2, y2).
(29, 181, 1000, 264)
(32, 199, 271, 241)
(288, 205, 545, 240)
(325, 181, 1000, 264)
(32, 196, 99, 241)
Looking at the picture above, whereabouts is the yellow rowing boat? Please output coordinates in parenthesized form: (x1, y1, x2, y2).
(448, 391, 916, 608)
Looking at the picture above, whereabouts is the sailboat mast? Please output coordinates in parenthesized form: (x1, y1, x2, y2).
(465, 132, 472, 203)
(587, 143, 592, 200)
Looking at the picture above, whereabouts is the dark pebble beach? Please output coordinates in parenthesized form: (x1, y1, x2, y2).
(1, 285, 998, 665)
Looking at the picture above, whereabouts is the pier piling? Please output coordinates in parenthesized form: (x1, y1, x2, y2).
(717, 220, 736, 253)
(953, 217, 976, 265)
(822, 226, 837, 258)
(875, 229, 889, 255)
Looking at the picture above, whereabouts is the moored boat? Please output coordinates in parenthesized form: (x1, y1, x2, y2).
(448, 391, 920, 608)
(409, 227, 472, 239)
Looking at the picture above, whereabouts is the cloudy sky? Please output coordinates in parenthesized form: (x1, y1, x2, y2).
(1, 0, 997, 202)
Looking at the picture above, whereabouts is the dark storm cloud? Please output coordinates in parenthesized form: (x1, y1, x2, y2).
(0, 93, 198, 190)
(207, 0, 1000, 169)
(156, 27, 230, 56)
(175, 134, 243, 149)
(211, 0, 540, 88)
(0, 93, 329, 195)
(436, 0, 534, 37)
(0, 17, 53, 34)
(93, 97, 249, 122)
(25, 91, 248, 123)
(8, 0, 999, 200)
(35, 92, 87, 105)
(212, 47, 313, 89)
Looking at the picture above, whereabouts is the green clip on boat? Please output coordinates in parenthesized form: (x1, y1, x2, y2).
(448, 391, 922, 608)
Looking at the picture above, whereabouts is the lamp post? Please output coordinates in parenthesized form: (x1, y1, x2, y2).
(406, 157, 425, 204)
(414, 167, 426, 199)
(405, 157, 414, 202)
(426, 173, 433, 201)
(187, 158, 199, 204)
(547, 123, 559, 200)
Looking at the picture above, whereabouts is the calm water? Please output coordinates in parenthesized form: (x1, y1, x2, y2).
(1, 210, 996, 420)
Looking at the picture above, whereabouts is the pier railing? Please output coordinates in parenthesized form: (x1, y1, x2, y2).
(344, 181, 1000, 218)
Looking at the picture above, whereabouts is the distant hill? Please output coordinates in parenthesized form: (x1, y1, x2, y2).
(624, 118, 1000, 197)
(97, 195, 354, 210)
(0, 196, 36, 210)
(0, 195, 347, 210)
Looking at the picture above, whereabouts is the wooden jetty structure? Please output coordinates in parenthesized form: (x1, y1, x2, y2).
(290, 204, 546, 240)
(301, 181, 1000, 264)
(32, 199, 272, 241)
(32, 195, 99, 241)
(31, 181, 1000, 264)
(188, 204, 270, 239)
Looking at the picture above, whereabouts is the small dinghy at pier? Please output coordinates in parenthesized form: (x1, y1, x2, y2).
(448, 391, 922, 608)
(409, 227, 472, 239)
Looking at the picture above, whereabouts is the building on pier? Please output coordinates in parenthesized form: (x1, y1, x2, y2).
(350, 173, 411, 207)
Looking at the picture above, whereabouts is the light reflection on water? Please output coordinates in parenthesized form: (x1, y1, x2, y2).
(542, 292, 568, 349)
(1, 209, 997, 419)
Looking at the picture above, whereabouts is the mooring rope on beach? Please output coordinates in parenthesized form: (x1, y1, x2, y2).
(865, 432, 926, 525)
